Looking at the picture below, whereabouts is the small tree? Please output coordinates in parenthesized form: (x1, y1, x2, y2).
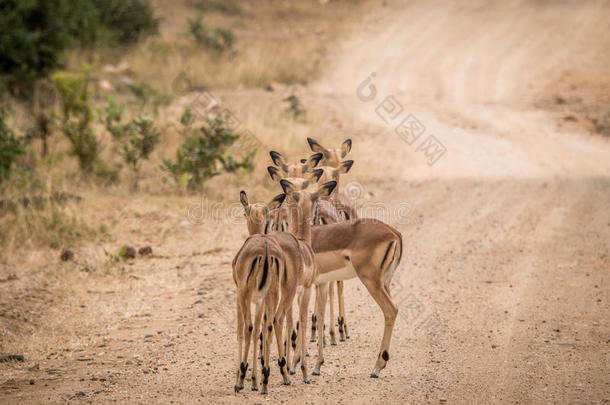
(161, 109, 254, 190)
(51, 69, 98, 174)
(101, 98, 160, 190)
(0, 116, 27, 182)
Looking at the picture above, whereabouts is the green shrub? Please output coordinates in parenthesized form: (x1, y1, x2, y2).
(51, 69, 98, 174)
(188, 17, 235, 53)
(128, 81, 172, 113)
(92, 0, 159, 43)
(0, 116, 27, 182)
(161, 109, 255, 190)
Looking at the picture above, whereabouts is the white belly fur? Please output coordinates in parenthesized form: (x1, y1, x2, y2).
(315, 263, 357, 283)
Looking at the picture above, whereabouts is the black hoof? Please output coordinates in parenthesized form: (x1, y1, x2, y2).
(312, 370, 320, 376)
(303, 378, 311, 384)
(370, 372, 379, 378)
(309, 338, 316, 343)
(331, 341, 337, 346)
(261, 389, 268, 395)
(289, 369, 296, 375)
(339, 337, 346, 342)
(234, 384, 244, 392)
(282, 380, 291, 386)
(251, 386, 258, 391)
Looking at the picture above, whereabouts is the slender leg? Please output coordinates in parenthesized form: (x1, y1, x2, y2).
(261, 291, 278, 395)
(328, 281, 337, 345)
(250, 302, 263, 391)
(234, 296, 245, 392)
(359, 274, 398, 378)
(273, 282, 294, 385)
(286, 302, 295, 374)
(237, 293, 253, 390)
(337, 280, 347, 341)
(313, 282, 328, 375)
(290, 288, 304, 374)
(310, 285, 318, 342)
(299, 286, 312, 383)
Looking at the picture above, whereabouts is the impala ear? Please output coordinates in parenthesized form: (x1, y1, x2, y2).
(307, 137, 328, 155)
(301, 153, 322, 174)
(280, 179, 298, 195)
(337, 159, 354, 174)
(269, 150, 282, 166)
(319, 181, 337, 198)
(309, 168, 324, 183)
(269, 150, 289, 173)
(268, 193, 286, 210)
(341, 139, 352, 158)
(240, 190, 250, 214)
(267, 166, 281, 182)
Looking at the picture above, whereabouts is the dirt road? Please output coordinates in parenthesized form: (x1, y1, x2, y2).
(2, 1, 609, 403)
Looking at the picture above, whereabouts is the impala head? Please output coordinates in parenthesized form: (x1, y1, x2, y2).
(269, 151, 323, 178)
(307, 137, 352, 167)
(239, 190, 286, 235)
(317, 160, 354, 193)
(279, 179, 337, 222)
(267, 165, 324, 190)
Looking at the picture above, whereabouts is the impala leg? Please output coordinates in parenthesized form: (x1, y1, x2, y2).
(310, 285, 318, 343)
(337, 280, 348, 341)
(237, 294, 253, 391)
(286, 303, 295, 374)
(261, 291, 278, 395)
(328, 281, 337, 345)
(313, 282, 328, 375)
(360, 275, 398, 378)
(290, 288, 303, 374)
(234, 297, 245, 392)
(273, 289, 294, 385)
(250, 302, 263, 391)
(299, 286, 312, 383)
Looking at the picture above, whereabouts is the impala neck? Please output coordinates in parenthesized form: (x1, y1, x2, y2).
(286, 198, 312, 243)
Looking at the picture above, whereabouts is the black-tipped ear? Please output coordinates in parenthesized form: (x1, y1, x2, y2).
(321, 181, 337, 196)
(311, 168, 324, 182)
(268, 193, 286, 210)
(269, 151, 282, 166)
(341, 139, 352, 157)
(267, 166, 281, 181)
(279, 179, 295, 194)
(340, 160, 354, 174)
(310, 153, 323, 167)
(240, 190, 249, 213)
(300, 159, 307, 164)
(307, 137, 326, 154)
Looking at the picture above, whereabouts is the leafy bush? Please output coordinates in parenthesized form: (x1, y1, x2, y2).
(0, 116, 27, 182)
(161, 109, 254, 190)
(101, 100, 160, 189)
(51, 69, 98, 174)
(92, 0, 159, 43)
(188, 17, 235, 53)
(128, 81, 172, 113)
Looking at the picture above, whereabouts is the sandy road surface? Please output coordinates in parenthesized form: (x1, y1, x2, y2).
(2, 1, 609, 403)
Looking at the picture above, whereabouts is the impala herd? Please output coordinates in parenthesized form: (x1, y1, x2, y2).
(232, 137, 403, 394)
